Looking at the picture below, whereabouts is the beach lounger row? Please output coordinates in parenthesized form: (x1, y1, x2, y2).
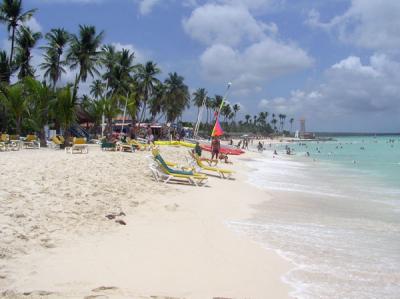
(148, 148, 235, 186)
(0, 134, 41, 151)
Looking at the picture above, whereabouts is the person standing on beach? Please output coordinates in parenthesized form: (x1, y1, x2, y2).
(211, 137, 220, 160)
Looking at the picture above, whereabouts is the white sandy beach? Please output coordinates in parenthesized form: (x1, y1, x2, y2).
(0, 145, 292, 299)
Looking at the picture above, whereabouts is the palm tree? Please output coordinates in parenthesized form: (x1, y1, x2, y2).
(125, 88, 139, 126)
(148, 82, 165, 121)
(100, 44, 117, 90)
(50, 85, 76, 144)
(192, 88, 207, 121)
(81, 95, 104, 134)
(109, 48, 137, 96)
(14, 25, 41, 79)
(213, 95, 223, 113)
(232, 103, 240, 122)
(271, 118, 277, 132)
(41, 28, 70, 90)
(221, 103, 232, 123)
(245, 114, 251, 124)
(258, 111, 266, 127)
(101, 96, 121, 135)
(0, 50, 12, 83)
(290, 117, 294, 132)
(135, 61, 161, 122)
(205, 96, 213, 124)
(163, 72, 190, 123)
(282, 114, 286, 131)
(68, 25, 104, 98)
(0, 0, 36, 65)
(90, 79, 105, 100)
(23, 77, 53, 146)
(0, 82, 26, 134)
(271, 113, 276, 131)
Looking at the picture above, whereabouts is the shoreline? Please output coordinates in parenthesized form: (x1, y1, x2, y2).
(1, 147, 293, 299)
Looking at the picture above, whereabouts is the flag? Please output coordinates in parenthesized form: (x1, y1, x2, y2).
(211, 118, 224, 137)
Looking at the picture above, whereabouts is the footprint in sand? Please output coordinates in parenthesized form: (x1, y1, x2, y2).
(164, 203, 179, 212)
(92, 286, 119, 292)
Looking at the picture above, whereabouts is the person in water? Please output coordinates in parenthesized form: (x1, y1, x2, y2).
(257, 141, 264, 152)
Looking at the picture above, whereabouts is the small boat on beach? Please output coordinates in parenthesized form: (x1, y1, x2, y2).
(200, 144, 245, 155)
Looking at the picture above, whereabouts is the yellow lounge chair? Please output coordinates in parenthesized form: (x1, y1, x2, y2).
(50, 136, 63, 149)
(65, 137, 89, 154)
(190, 152, 234, 179)
(23, 134, 40, 149)
(151, 148, 193, 170)
(129, 139, 151, 151)
(57, 135, 65, 144)
(0, 134, 8, 142)
(8, 135, 22, 150)
(188, 150, 218, 166)
(150, 150, 208, 186)
(0, 134, 8, 151)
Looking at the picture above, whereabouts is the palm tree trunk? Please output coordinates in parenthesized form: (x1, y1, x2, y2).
(63, 127, 71, 147)
(140, 100, 147, 123)
(9, 26, 16, 66)
(53, 53, 61, 92)
(72, 73, 81, 102)
(39, 127, 47, 147)
(16, 117, 21, 135)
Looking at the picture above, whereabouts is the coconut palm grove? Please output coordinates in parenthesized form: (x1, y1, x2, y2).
(0, 0, 292, 145)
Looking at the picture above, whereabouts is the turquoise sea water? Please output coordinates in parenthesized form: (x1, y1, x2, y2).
(229, 136, 400, 299)
(290, 136, 400, 188)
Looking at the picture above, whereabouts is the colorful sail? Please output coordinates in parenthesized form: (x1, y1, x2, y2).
(211, 118, 224, 137)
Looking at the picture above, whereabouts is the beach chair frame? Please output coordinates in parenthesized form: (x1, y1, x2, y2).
(189, 153, 234, 179)
(65, 144, 89, 154)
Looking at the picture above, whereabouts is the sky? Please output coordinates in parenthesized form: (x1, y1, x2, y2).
(1, 0, 400, 133)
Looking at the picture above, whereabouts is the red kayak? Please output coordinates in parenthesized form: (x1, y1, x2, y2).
(201, 145, 245, 155)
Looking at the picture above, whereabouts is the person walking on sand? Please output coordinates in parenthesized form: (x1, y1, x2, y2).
(211, 137, 221, 160)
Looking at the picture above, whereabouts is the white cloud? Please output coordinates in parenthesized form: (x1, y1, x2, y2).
(38, 0, 104, 3)
(200, 39, 313, 92)
(332, 56, 379, 77)
(138, 0, 162, 15)
(23, 17, 43, 33)
(184, 2, 312, 94)
(183, 3, 269, 46)
(306, 0, 400, 51)
(258, 54, 400, 131)
(111, 42, 148, 63)
(218, 0, 283, 11)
